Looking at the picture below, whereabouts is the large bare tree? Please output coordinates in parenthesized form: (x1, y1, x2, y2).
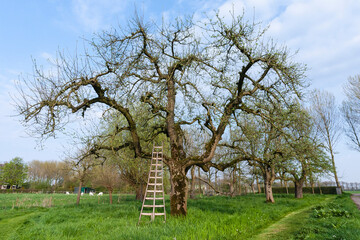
(342, 75, 360, 151)
(309, 90, 341, 189)
(16, 13, 306, 216)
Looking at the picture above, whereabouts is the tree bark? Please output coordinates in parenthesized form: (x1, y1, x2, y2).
(197, 167, 202, 195)
(330, 150, 341, 188)
(251, 183, 256, 194)
(256, 176, 261, 194)
(189, 166, 196, 199)
(169, 166, 188, 216)
(264, 170, 275, 203)
(311, 182, 315, 194)
(238, 169, 242, 195)
(76, 181, 82, 205)
(108, 189, 113, 204)
(135, 183, 145, 201)
(294, 179, 304, 199)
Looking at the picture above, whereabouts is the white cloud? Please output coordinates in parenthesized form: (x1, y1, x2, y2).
(70, 0, 130, 32)
(41, 52, 54, 61)
(264, 0, 360, 93)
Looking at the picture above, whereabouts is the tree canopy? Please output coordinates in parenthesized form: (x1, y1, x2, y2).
(16, 12, 308, 216)
(0, 157, 28, 187)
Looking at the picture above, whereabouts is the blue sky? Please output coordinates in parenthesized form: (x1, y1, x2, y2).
(1, 0, 360, 183)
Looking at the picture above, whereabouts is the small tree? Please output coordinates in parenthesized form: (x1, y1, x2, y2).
(65, 149, 102, 205)
(0, 157, 28, 187)
(92, 163, 121, 204)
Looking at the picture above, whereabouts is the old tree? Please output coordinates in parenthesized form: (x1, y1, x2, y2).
(16, 14, 306, 216)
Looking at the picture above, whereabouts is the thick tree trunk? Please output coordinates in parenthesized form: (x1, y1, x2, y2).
(169, 166, 188, 216)
(264, 170, 275, 203)
(294, 179, 304, 199)
(76, 181, 82, 205)
(189, 166, 196, 199)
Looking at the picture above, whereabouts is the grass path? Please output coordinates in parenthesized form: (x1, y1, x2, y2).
(0, 210, 42, 239)
(252, 196, 335, 240)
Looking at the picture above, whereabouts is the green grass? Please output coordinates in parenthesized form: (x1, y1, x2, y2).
(0, 193, 358, 239)
(345, 190, 360, 194)
(290, 193, 360, 239)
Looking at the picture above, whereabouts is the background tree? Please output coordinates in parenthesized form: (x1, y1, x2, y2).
(309, 90, 341, 189)
(0, 157, 28, 187)
(65, 148, 103, 205)
(27, 160, 67, 190)
(16, 13, 306, 216)
(342, 74, 360, 151)
(91, 163, 121, 204)
(282, 106, 331, 198)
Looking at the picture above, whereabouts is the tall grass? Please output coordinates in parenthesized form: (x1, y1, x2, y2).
(293, 193, 360, 239)
(0, 193, 357, 239)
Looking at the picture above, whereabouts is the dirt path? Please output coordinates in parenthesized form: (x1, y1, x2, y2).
(351, 194, 360, 210)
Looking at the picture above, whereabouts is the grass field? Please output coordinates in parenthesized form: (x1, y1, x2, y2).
(0, 193, 359, 239)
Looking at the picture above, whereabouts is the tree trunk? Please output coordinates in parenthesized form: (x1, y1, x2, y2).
(109, 189, 113, 204)
(330, 152, 341, 188)
(251, 183, 256, 194)
(189, 166, 196, 199)
(294, 179, 304, 199)
(256, 176, 261, 194)
(311, 182, 315, 194)
(215, 170, 218, 193)
(238, 170, 242, 195)
(264, 170, 275, 203)
(76, 181, 82, 205)
(285, 181, 289, 194)
(169, 166, 188, 216)
(135, 183, 145, 201)
(229, 169, 236, 197)
(197, 167, 202, 195)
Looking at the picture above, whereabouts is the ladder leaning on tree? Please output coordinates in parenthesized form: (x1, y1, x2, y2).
(138, 144, 166, 224)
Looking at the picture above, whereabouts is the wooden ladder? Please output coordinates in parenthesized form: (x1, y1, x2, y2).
(138, 144, 166, 224)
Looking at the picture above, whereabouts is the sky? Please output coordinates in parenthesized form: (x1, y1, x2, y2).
(0, 0, 360, 183)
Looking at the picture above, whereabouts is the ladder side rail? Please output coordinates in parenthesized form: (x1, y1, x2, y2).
(160, 148, 166, 222)
(138, 150, 155, 224)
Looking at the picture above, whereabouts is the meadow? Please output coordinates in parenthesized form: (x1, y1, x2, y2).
(0, 193, 359, 239)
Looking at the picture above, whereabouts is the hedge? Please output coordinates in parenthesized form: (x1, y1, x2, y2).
(261, 186, 339, 194)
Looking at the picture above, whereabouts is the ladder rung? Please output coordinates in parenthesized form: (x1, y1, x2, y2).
(141, 212, 165, 216)
(147, 190, 163, 193)
(148, 183, 163, 186)
(145, 197, 163, 200)
(149, 177, 162, 179)
(143, 205, 165, 208)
